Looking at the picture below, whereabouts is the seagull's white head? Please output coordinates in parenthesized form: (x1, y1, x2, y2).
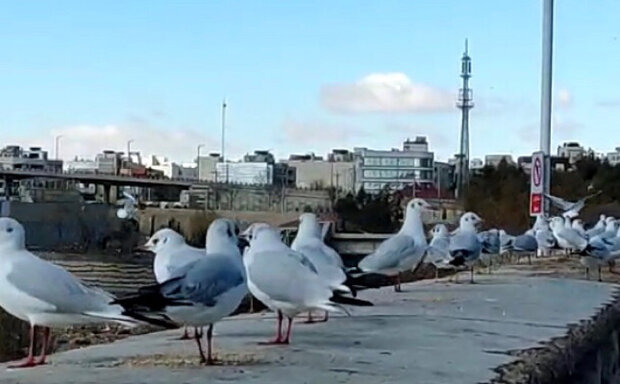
(206, 218, 243, 255)
(0, 218, 26, 251)
(298, 213, 321, 238)
(145, 228, 185, 254)
(605, 216, 616, 225)
(600, 214, 607, 221)
(406, 198, 434, 215)
(572, 219, 584, 228)
(459, 212, 482, 230)
(430, 224, 449, 238)
(550, 216, 564, 230)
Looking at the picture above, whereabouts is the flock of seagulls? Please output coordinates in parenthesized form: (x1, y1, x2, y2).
(0, 194, 616, 368)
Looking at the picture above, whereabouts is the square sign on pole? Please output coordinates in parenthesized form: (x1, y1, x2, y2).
(530, 151, 545, 216)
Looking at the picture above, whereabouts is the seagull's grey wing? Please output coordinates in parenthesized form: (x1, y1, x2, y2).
(358, 234, 416, 272)
(535, 230, 556, 248)
(558, 227, 588, 250)
(544, 194, 573, 210)
(449, 232, 481, 261)
(320, 243, 345, 268)
(247, 249, 330, 304)
(581, 191, 602, 203)
(7, 254, 111, 313)
(513, 234, 538, 252)
(160, 254, 245, 307)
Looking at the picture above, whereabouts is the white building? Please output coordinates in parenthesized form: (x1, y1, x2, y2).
(65, 159, 98, 174)
(557, 142, 586, 164)
(354, 137, 434, 193)
(284, 150, 355, 191)
(606, 147, 620, 166)
(470, 158, 484, 170)
(198, 154, 221, 181)
(146, 155, 197, 179)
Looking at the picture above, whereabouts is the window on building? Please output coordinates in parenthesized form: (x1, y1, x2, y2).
(381, 157, 397, 166)
(364, 157, 381, 166)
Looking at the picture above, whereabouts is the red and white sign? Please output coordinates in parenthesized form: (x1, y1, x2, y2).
(529, 151, 545, 216)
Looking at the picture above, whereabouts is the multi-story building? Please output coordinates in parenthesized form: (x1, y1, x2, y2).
(198, 153, 221, 181)
(606, 147, 620, 166)
(0, 146, 62, 172)
(354, 137, 434, 193)
(284, 150, 356, 192)
(557, 142, 586, 164)
(65, 158, 98, 174)
(517, 155, 570, 173)
(433, 161, 455, 197)
(470, 158, 484, 171)
(95, 151, 123, 175)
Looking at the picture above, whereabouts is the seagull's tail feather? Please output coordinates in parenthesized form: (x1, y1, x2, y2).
(329, 294, 373, 307)
(345, 272, 392, 291)
(333, 284, 352, 295)
(449, 251, 467, 266)
(82, 307, 178, 329)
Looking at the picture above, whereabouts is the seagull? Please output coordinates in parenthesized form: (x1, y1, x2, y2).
(0, 217, 171, 368)
(424, 224, 454, 279)
(357, 198, 433, 292)
(586, 215, 607, 239)
(145, 228, 206, 340)
(549, 216, 588, 254)
(113, 219, 248, 365)
(449, 212, 483, 283)
(242, 223, 372, 345)
(534, 219, 556, 257)
(117, 191, 138, 220)
(291, 213, 348, 323)
(478, 229, 500, 272)
(544, 191, 601, 218)
(512, 231, 538, 264)
(499, 230, 515, 257)
(580, 235, 614, 281)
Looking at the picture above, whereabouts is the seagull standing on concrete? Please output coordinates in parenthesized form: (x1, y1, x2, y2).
(0, 218, 169, 368)
(357, 198, 433, 292)
(534, 218, 556, 257)
(478, 229, 500, 272)
(549, 216, 588, 254)
(291, 213, 348, 323)
(512, 231, 539, 264)
(424, 224, 454, 279)
(147, 228, 206, 340)
(113, 219, 247, 365)
(243, 223, 372, 345)
(449, 212, 483, 283)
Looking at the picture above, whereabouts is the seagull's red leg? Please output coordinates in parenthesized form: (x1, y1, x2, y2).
(282, 316, 293, 344)
(36, 327, 51, 365)
(176, 326, 191, 340)
(9, 325, 37, 368)
(205, 324, 215, 365)
(258, 310, 283, 345)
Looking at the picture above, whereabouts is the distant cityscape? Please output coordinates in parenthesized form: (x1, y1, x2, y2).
(0, 139, 618, 211)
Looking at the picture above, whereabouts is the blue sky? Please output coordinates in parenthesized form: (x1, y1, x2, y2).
(0, 1, 618, 163)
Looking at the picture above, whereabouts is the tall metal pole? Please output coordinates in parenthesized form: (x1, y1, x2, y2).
(55, 135, 63, 160)
(127, 139, 134, 163)
(197, 144, 205, 181)
(540, 0, 553, 215)
(221, 99, 227, 183)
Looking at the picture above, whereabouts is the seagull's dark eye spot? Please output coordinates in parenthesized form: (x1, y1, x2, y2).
(153, 238, 159, 245)
(162, 238, 168, 244)
(6, 227, 13, 233)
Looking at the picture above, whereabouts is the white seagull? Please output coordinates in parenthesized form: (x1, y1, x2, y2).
(146, 228, 206, 340)
(448, 212, 483, 283)
(357, 198, 433, 292)
(0, 218, 168, 368)
(291, 213, 348, 323)
(544, 191, 601, 219)
(114, 219, 247, 364)
(243, 223, 372, 344)
(549, 216, 588, 254)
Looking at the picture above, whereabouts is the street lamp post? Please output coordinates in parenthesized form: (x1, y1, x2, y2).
(55, 135, 63, 160)
(197, 144, 205, 181)
(540, 0, 554, 216)
(127, 139, 134, 163)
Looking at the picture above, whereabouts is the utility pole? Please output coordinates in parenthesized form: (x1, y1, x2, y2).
(221, 99, 228, 183)
(197, 144, 205, 181)
(540, 0, 554, 215)
(55, 135, 63, 161)
(127, 139, 134, 163)
(456, 39, 474, 200)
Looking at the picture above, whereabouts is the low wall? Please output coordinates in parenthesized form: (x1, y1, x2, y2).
(1, 202, 137, 252)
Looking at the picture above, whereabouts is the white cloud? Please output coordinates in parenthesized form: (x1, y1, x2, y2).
(556, 88, 573, 108)
(320, 73, 454, 114)
(5, 122, 220, 163)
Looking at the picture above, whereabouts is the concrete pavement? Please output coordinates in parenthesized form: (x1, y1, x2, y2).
(1, 273, 616, 384)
